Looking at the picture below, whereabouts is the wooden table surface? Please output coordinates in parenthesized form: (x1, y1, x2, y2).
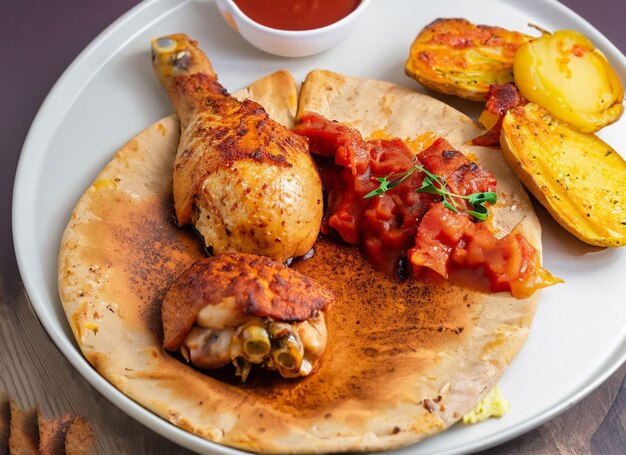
(2, 1, 625, 453)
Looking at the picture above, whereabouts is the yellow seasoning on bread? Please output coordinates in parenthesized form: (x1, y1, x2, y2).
(463, 384, 510, 424)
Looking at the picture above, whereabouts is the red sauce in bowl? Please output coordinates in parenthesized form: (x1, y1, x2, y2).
(232, 0, 361, 31)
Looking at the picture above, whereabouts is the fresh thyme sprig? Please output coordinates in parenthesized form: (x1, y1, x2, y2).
(363, 162, 497, 221)
(363, 167, 419, 199)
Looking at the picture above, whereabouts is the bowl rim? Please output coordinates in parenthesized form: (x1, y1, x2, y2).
(219, 0, 371, 36)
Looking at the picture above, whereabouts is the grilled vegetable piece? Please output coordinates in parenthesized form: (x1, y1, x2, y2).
(405, 18, 532, 101)
(514, 30, 624, 133)
(162, 253, 334, 380)
(500, 103, 626, 246)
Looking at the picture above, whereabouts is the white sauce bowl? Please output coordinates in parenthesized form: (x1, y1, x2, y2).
(215, 0, 371, 57)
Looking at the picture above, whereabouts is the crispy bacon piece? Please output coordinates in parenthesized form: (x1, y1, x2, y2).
(473, 83, 525, 147)
(485, 83, 525, 116)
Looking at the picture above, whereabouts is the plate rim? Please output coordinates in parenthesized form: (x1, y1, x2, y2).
(12, 0, 626, 454)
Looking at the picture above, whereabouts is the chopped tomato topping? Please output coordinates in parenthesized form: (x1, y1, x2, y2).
(294, 112, 560, 297)
(418, 139, 496, 195)
(409, 203, 562, 298)
(294, 113, 432, 274)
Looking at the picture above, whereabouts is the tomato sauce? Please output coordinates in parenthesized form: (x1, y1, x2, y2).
(409, 203, 562, 298)
(233, 0, 361, 31)
(294, 112, 561, 297)
(294, 113, 430, 276)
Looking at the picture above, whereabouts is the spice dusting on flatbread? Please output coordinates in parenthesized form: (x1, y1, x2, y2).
(58, 70, 541, 452)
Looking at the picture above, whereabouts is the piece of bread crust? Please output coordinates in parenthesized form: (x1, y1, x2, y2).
(0, 399, 9, 454)
(64, 417, 94, 455)
(9, 401, 38, 455)
(38, 413, 72, 455)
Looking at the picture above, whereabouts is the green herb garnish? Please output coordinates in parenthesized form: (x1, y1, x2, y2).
(364, 161, 497, 221)
(363, 167, 419, 199)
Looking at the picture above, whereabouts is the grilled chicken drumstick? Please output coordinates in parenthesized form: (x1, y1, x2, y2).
(162, 254, 334, 380)
(151, 34, 323, 262)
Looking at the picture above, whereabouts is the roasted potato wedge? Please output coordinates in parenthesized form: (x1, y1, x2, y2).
(514, 30, 624, 133)
(501, 103, 626, 246)
(405, 18, 532, 101)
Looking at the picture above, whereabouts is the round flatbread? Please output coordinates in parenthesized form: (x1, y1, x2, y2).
(58, 69, 541, 452)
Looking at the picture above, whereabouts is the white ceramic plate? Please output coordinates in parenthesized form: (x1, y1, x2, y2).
(13, 0, 626, 453)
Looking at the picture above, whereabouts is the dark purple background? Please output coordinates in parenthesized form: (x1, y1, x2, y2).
(2, 1, 625, 453)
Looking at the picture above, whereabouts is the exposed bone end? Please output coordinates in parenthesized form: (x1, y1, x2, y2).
(181, 311, 328, 381)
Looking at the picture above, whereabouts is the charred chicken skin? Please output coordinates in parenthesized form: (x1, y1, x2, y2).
(162, 254, 334, 380)
(151, 34, 323, 262)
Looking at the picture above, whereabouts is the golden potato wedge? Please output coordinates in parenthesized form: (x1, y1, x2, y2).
(501, 103, 626, 246)
(405, 18, 532, 101)
(514, 30, 624, 133)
